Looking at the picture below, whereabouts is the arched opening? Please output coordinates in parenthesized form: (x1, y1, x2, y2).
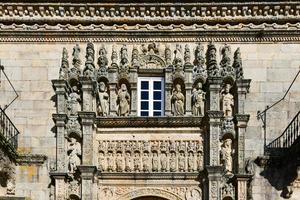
(132, 197, 168, 200)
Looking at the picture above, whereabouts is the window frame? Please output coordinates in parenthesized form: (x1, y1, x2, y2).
(137, 77, 165, 117)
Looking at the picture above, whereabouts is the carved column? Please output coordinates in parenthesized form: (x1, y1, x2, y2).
(184, 64, 193, 115)
(108, 66, 118, 116)
(129, 67, 138, 116)
(206, 166, 223, 200)
(165, 66, 173, 116)
(79, 112, 96, 200)
(50, 172, 68, 200)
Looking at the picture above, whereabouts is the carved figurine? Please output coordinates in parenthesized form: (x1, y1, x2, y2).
(220, 44, 235, 78)
(192, 82, 206, 116)
(142, 152, 151, 172)
(172, 84, 185, 116)
(117, 84, 130, 116)
(131, 46, 139, 67)
(97, 82, 109, 116)
(125, 152, 132, 172)
(67, 85, 81, 116)
(107, 152, 115, 172)
(59, 47, 69, 80)
(178, 152, 186, 172)
(170, 152, 177, 172)
(221, 138, 234, 173)
(161, 153, 167, 172)
(233, 47, 244, 80)
(68, 137, 81, 173)
(184, 44, 191, 65)
(98, 152, 106, 172)
(119, 45, 129, 76)
(83, 42, 95, 78)
(152, 152, 159, 172)
(116, 152, 124, 172)
(206, 42, 219, 77)
(188, 152, 195, 172)
(134, 152, 141, 172)
(221, 84, 234, 117)
(97, 45, 108, 77)
(196, 151, 203, 171)
(165, 45, 172, 66)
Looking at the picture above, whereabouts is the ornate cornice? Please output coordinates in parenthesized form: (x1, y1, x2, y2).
(97, 172, 199, 180)
(17, 153, 47, 165)
(96, 116, 203, 128)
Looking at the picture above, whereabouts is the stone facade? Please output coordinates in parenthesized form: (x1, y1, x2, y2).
(0, 1, 300, 200)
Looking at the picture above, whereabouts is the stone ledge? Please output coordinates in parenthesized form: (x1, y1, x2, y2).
(17, 154, 47, 165)
(98, 172, 200, 180)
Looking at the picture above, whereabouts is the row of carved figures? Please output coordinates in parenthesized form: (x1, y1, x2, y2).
(59, 42, 244, 82)
(66, 80, 234, 117)
(98, 150, 203, 173)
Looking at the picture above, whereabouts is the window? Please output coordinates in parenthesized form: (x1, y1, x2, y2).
(137, 77, 164, 116)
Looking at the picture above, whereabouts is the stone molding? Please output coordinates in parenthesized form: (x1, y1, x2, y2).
(17, 154, 47, 165)
(95, 116, 203, 128)
(98, 172, 199, 180)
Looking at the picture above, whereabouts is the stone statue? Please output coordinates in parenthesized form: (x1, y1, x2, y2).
(119, 45, 129, 76)
(196, 151, 203, 171)
(59, 47, 69, 80)
(125, 152, 132, 172)
(131, 46, 139, 67)
(116, 152, 124, 172)
(83, 42, 95, 78)
(206, 42, 219, 77)
(220, 44, 235, 78)
(68, 137, 81, 173)
(193, 43, 207, 81)
(221, 84, 234, 117)
(184, 44, 191, 65)
(172, 84, 185, 116)
(67, 86, 81, 116)
(178, 152, 185, 172)
(173, 44, 184, 73)
(192, 82, 206, 116)
(161, 153, 167, 172)
(107, 152, 115, 172)
(170, 152, 177, 172)
(188, 152, 195, 172)
(117, 84, 130, 116)
(97, 82, 109, 116)
(165, 45, 172, 66)
(134, 152, 141, 172)
(142, 152, 151, 172)
(97, 45, 108, 77)
(152, 152, 159, 172)
(221, 138, 234, 173)
(111, 45, 118, 67)
(233, 47, 244, 80)
(98, 152, 106, 172)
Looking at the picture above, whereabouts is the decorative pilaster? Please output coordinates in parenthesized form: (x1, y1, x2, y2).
(129, 67, 138, 116)
(81, 77, 95, 112)
(165, 66, 173, 116)
(236, 79, 251, 114)
(235, 174, 252, 200)
(108, 65, 118, 116)
(206, 166, 223, 200)
(184, 64, 193, 116)
(50, 172, 68, 200)
(52, 80, 68, 114)
(78, 166, 97, 200)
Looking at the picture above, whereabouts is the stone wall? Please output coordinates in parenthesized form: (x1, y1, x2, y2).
(1, 43, 300, 199)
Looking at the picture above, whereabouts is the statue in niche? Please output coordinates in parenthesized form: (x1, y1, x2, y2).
(98, 152, 106, 172)
(192, 82, 206, 116)
(221, 84, 234, 117)
(107, 152, 115, 172)
(116, 152, 124, 172)
(83, 42, 95, 78)
(59, 47, 69, 80)
(172, 84, 185, 116)
(97, 45, 108, 77)
(117, 84, 130, 116)
(233, 47, 244, 80)
(134, 152, 141, 172)
(178, 152, 185, 172)
(161, 153, 167, 172)
(221, 138, 234, 173)
(196, 151, 203, 171)
(125, 152, 132, 172)
(67, 85, 81, 116)
(152, 152, 159, 172)
(142, 152, 151, 172)
(188, 152, 195, 172)
(170, 152, 177, 172)
(97, 82, 109, 117)
(68, 137, 81, 173)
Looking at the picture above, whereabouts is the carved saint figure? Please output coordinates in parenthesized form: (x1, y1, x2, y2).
(142, 152, 151, 172)
(152, 152, 159, 172)
(125, 152, 132, 172)
(192, 82, 206, 116)
(160, 153, 167, 172)
(97, 82, 109, 116)
(117, 84, 130, 116)
(172, 84, 185, 116)
(116, 152, 124, 172)
(107, 152, 115, 172)
(67, 86, 81, 116)
(196, 151, 203, 171)
(68, 137, 81, 173)
(188, 152, 195, 172)
(221, 84, 234, 117)
(98, 152, 106, 172)
(221, 138, 233, 173)
(170, 152, 177, 172)
(134, 152, 141, 172)
(178, 152, 186, 172)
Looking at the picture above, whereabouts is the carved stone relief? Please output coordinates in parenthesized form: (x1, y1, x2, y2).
(220, 138, 234, 174)
(192, 82, 206, 116)
(97, 140, 203, 173)
(172, 84, 185, 116)
(97, 82, 109, 117)
(67, 137, 82, 174)
(221, 84, 234, 118)
(117, 84, 130, 116)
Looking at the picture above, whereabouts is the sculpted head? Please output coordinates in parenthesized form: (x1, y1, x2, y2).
(121, 83, 127, 91)
(225, 84, 232, 93)
(99, 82, 106, 92)
(175, 84, 181, 92)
